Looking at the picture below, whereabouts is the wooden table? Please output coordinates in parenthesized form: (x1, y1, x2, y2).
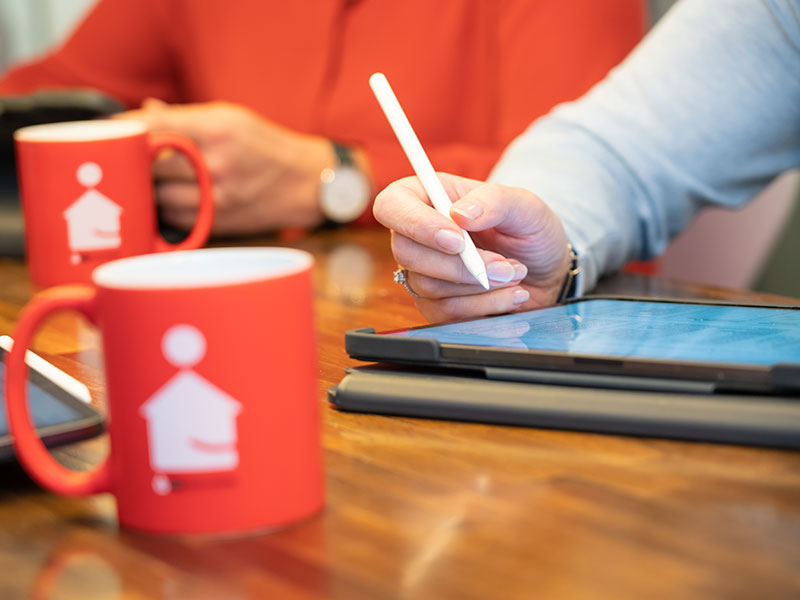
(1, 228, 798, 600)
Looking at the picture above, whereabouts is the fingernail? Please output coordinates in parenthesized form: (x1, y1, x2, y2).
(513, 289, 530, 305)
(452, 201, 483, 220)
(434, 229, 465, 253)
(511, 261, 528, 280)
(487, 260, 515, 283)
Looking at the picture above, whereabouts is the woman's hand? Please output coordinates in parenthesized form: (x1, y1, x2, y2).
(373, 173, 570, 322)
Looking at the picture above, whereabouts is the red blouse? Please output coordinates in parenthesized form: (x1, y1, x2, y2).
(0, 0, 644, 221)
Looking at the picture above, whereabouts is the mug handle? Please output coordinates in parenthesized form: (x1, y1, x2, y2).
(5, 286, 112, 496)
(147, 131, 215, 252)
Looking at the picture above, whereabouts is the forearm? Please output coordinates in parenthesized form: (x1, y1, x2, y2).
(490, 0, 800, 291)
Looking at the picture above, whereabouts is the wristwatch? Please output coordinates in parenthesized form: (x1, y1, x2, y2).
(319, 142, 371, 224)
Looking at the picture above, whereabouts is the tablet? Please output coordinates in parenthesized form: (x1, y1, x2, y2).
(345, 297, 800, 394)
(0, 336, 104, 461)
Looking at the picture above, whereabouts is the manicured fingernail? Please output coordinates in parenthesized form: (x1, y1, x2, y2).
(487, 260, 515, 283)
(434, 229, 465, 253)
(513, 289, 530, 305)
(452, 201, 483, 220)
(511, 261, 528, 280)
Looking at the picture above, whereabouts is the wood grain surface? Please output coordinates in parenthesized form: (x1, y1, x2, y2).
(0, 228, 798, 600)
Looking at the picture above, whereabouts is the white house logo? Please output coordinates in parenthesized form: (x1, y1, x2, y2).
(140, 324, 243, 496)
(62, 162, 123, 263)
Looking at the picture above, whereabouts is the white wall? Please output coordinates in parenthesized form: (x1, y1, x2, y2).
(659, 172, 799, 288)
(644, 0, 799, 289)
(0, 0, 97, 69)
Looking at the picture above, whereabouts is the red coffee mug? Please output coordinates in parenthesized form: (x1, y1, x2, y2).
(5, 248, 323, 536)
(14, 120, 215, 287)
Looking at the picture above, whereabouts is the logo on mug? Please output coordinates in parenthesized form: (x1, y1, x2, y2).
(63, 162, 124, 264)
(140, 324, 243, 496)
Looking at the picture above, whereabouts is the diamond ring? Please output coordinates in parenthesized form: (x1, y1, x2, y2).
(392, 268, 421, 298)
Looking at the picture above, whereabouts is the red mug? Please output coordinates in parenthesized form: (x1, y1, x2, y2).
(5, 247, 323, 535)
(14, 119, 215, 287)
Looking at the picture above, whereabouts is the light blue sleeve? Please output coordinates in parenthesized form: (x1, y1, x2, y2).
(489, 0, 800, 293)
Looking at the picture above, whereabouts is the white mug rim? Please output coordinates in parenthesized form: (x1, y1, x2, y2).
(14, 119, 148, 143)
(92, 247, 313, 290)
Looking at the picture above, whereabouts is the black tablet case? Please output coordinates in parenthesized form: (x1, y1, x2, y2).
(328, 365, 800, 449)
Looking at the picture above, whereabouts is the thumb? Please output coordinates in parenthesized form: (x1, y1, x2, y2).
(114, 104, 171, 132)
(141, 97, 168, 111)
(450, 183, 556, 238)
(114, 100, 202, 139)
(452, 183, 570, 284)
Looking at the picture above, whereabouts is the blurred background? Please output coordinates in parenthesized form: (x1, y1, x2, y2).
(0, 0, 95, 67)
(1, 0, 797, 296)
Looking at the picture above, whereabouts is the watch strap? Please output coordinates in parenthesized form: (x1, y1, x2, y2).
(556, 244, 582, 304)
(332, 141, 355, 168)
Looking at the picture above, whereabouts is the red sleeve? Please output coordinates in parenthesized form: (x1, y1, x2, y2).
(0, 0, 179, 108)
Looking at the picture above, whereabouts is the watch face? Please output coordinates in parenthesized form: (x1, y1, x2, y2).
(320, 166, 370, 223)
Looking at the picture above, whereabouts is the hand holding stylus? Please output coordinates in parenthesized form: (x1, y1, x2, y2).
(370, 75, 572, 323)
(369, 73, 489, 290)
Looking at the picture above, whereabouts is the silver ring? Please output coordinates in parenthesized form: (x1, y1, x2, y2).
(393, 268, 421, 298)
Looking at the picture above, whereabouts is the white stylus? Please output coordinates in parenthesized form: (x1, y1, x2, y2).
(369, 72, 490, 290)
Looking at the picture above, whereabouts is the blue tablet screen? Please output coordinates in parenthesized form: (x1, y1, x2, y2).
(389, 299, 800, 366)
(0, 360, 85, 436)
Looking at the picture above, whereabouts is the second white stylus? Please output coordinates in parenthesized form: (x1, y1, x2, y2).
(369, 72, 490, 291)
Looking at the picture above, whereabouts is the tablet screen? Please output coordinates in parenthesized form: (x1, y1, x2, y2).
(389, 299, 800, 366)
(0, 360, 89, 435)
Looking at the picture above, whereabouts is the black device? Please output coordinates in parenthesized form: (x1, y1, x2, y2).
(329, 364, 800, 449)
(345, 297, 800, 394)
(0, 88, 124, 153)
(0, 342, 104, 461)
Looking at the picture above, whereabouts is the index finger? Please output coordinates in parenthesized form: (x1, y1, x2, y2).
(373, 175, 478, 255)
